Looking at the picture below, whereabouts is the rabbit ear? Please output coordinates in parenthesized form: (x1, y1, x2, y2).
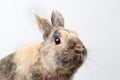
(51, 11, 64, 27)
(34, 11, 52, 40)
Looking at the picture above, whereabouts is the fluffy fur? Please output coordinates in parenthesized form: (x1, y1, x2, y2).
(0, 11, 87, 80)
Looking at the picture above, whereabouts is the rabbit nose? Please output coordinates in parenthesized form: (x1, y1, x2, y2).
(74, 46, 84, 54)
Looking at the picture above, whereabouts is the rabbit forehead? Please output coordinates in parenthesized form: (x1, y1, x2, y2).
(51, 28, 81, 49)
(53, 28, 79, 41)
(52, 27, 79, 37)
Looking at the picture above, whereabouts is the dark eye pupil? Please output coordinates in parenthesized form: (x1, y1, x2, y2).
(55, 37, 61, 45)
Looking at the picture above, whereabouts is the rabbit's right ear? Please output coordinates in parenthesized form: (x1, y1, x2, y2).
(34, 12, 52, 40)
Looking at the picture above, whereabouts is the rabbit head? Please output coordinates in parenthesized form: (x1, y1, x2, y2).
(34, 11, 87, 72)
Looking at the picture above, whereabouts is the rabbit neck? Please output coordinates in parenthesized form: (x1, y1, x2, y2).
(32, 59, 75, 80)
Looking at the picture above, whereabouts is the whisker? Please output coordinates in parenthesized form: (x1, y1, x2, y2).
(87, 56, 104, 68)
(82, 62, 93, 80)
(79, 46, 107, 80)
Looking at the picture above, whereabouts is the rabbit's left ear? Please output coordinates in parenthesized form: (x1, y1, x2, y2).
(51, 11, 64, 27)
(34, 12, 52, 40)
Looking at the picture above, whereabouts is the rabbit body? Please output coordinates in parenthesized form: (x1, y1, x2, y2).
(0, 11, 87, 80)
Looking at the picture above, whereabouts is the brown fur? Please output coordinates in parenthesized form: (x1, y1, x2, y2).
(0, 53, 16, 80)
(0, 11, 87, 80)
(12, 42, 77, 80)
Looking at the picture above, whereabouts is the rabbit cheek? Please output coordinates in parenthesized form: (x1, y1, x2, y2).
(54, 44, 64, 52)
(41, 49, 58, 70)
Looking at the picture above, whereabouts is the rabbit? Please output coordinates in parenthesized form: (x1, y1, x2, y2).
(0, 11, 87, 80)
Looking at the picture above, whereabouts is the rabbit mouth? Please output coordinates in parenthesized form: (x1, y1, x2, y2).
(58, 49, 87, 68)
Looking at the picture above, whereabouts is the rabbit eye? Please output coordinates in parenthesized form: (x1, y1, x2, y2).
(55, 37, 61, 45)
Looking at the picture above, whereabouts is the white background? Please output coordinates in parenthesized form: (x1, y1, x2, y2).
(0, 0, 120, 80)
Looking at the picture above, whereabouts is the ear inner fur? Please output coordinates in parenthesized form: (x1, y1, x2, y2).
(34, 12, 53, 39)
(51, 11, 64, 27)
